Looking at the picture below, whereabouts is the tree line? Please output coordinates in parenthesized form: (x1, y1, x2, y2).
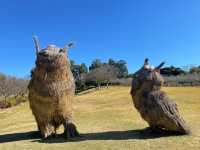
(70, 58, 129, 92)
(0, 73, 28, 101)
(0, 73, 29, 108)
(0, 59, 200, 103)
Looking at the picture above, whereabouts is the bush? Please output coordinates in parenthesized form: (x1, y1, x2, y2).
(0, 101, 11, 109)
(110, 78, 132, 86)
(164, 73, 200, 86)
(0, 96, 28, 109)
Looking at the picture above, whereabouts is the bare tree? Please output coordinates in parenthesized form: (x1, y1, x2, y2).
(11, 78, 28, 98)
(0, 77, 13, 102)
(0, 74, 28, 102)
(86, 65, 119, 88)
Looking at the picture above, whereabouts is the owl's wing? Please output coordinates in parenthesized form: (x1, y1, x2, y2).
(147, 91, 190, 134)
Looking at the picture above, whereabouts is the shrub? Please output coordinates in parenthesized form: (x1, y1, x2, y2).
(0, 96, 27, 109)
(164, 73, 200, 86)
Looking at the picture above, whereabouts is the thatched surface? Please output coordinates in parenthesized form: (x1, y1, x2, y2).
(28, 44, 78, 138)
(131, 60, 190, 134)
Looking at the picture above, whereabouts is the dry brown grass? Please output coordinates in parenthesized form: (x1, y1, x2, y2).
(0, 86, 199, 150)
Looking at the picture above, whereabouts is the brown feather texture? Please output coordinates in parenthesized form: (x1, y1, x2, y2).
(130, 59, 190, 134)
(28, 44, 79, 139)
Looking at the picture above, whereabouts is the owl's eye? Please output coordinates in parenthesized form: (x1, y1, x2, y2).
(59, 49, 66, 53)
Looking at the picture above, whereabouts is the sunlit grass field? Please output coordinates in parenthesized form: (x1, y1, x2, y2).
(0, 86, 200, 150)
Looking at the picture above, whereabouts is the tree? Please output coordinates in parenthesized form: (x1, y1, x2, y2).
(70, 60, 89, 92)
(0, 74, 28, 102)
(86, 64, 119, 88)
(70, 60, 75, 70)
(160, 66, 186, 76)
(80, 63, 88, 74)
(11, 78, 28, 98)
(108, 58, 115, 66)
(0, 77, 12, 101)
(70, 60, 80, 80)
(114, 60, 128, 78)
(89, 59, 102, 71)
(189, 66, 200, 74)
(0, 73, 6, 81)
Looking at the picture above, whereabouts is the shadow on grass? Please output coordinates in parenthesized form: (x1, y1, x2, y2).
(0, 128, 186, 144)
(0, 131, 41, 143)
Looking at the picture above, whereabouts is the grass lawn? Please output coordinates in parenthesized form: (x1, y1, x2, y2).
(0, 86, 200, 150)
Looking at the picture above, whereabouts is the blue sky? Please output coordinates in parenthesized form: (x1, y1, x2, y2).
(0, 0, 200, 77)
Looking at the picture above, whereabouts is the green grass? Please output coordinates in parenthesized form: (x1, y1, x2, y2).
(0, 86, 200, 150)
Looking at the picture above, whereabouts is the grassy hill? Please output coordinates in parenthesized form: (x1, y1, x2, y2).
(0, 86, 200, 150)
